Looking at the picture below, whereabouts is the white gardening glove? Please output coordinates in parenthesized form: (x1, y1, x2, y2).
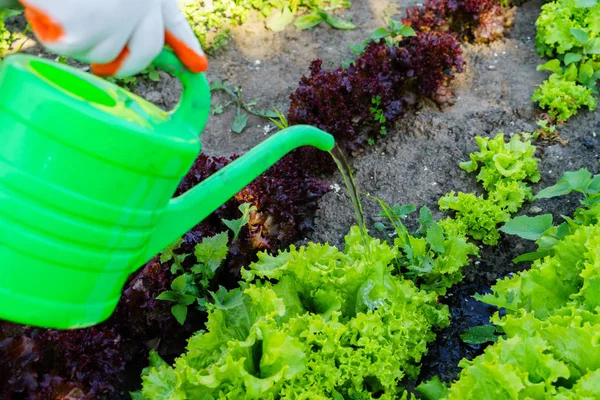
(19, 0, 207, 77)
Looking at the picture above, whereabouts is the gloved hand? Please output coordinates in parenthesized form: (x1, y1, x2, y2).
(18, 0, 207, 77)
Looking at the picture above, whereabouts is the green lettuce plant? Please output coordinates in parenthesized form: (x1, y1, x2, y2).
(535, 0, 600, 58)
(156, 231, 229, 324)
(531, 72, 597, 122)
(138, 227, 450, 399)
(441, 228, 600, 398)
(419, 168, 600, 399)
(438, 133, 540, 245)
(533, 0, 600, 121)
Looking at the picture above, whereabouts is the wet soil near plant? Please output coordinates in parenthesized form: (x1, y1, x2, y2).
(12, 0, 600, 396)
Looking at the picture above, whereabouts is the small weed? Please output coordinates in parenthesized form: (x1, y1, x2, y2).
(210, 80, 280, 133)
(534, 115, 568, 146)
(268, 107, 289, 130)
(369, 96, 387, 136)
(343, 18, 416, 67)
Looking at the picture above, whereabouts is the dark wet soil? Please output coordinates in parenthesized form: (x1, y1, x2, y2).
(417, 235, 537, 383)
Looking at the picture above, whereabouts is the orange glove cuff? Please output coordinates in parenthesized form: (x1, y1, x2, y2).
(90, 31, 208, 77)
(21, 1, 64, 42)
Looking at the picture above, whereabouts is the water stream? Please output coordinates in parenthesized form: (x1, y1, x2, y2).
(329, 145, 369, 253)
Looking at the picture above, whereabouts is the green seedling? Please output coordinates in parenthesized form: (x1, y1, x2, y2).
(268, 107, 290, 130)
(157, 231, 230, 324)
(157, 202, 257, 323)
(183, 0, 351, 53)
(343, 18, 415, 67)
(536, 118, 555, 133)
(222, 202, 257, 241)
(156, 274, 198, 325)
(210, 80, 280, 133)
(294, 8, 355, 31)
(369, 95, 387, 136)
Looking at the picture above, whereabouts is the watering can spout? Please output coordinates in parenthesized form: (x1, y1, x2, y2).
(142, 125, 335, 263)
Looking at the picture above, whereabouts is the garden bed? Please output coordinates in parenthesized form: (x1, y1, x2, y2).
(2, 0, 600, 398)
(143, 0, 599, 386)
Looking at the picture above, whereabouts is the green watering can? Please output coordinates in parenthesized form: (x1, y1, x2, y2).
(0, 49, 334, 330)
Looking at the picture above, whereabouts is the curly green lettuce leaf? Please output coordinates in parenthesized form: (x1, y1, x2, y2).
(439, 192, 511, 245)
(141, 287, 305, 399)
(460, 133, 540, 192)
(478, 224, 600, 317)
(532, 72, 597, 122)
(186, 285, 286, 362)
(556, 370, 600, 399)
(488, 181, 533, 213)
(535, 0, 587, 57)
(445, 307, 600, 399)
(423, 234, 478, 293)
(279, 294, 447, 399)
(445, 335, 571, 399)
(584, 4, 600, 33)
(494, 310, 600, 382)
(577, 249, 600, 308)
(244, 226, 398, 319)
(416, 376, 449, 400)
(140, 365, 186, 400)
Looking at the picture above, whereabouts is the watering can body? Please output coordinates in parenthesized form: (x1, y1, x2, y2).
(0, 49, 334, 329)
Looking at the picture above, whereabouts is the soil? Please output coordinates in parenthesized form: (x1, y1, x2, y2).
(10, 0, 600, 395)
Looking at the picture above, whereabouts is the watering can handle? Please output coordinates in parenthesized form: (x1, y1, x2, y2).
(150, 48, 211, 133)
